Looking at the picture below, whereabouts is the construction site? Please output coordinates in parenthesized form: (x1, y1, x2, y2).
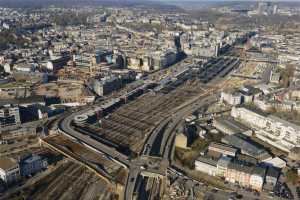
(73, 79, 207, 156)
(34, 82, 92, 104)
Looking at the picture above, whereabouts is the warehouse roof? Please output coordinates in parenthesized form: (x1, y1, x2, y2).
(0, 157, 18, 171)
(196, 156, 218, 167)
(209, 142, 238, 154)
(251, 166, 266, 177)
(214, 117, 250, 133)
(266, 167, 280, 179)
(222, 134, 270, 159)
(228, 161, 253, 173)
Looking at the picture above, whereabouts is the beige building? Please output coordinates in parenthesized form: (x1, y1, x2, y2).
(249, 167, 266, 192)
(175, 133, 188, 149)
(225, 162, 252, 188)
(216, 156, 232, 177)
(0, 158, 20, 184)
(208, 142, 238, 157)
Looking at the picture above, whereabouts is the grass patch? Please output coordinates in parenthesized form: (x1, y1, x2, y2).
(175, 137, 210, 169)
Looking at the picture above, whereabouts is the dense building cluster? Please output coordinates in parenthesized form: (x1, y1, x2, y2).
(0, 1, 299, 200)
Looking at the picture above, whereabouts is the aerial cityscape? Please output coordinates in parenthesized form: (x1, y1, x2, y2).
(0, 0, 299, 199)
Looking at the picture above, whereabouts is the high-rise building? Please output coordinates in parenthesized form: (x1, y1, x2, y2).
(257, 2, 277, 15)
(273, 4, 278, 15)
(258, 2, 268, 15)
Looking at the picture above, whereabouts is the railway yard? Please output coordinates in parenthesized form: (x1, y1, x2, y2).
(35, 55, 244, 200)
(5, 161, 116, 200)
(197, 57, 241, 83)
(8, 53, 247, 200)
(2, 3, 296, 199)
(133, 175, 163, 200)
(41, 55, 241, 200)
(42, 135, 127, 185)
(73, 79, 208, 156)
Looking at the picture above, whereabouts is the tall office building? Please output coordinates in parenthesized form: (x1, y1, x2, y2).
(273, 4, 278, 15)
(257, 2, 277, 15)
(258, 2, 268, 15)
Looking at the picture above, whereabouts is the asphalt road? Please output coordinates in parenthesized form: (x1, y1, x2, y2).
(162, 94, 219, 160)
(59, 112, 131, 168)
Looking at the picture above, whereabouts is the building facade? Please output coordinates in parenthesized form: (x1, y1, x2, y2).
(20, 154, 48, 176)
(0, 158, 20, 184)
(195, 157, 218, 176)
(221, 91, 242, 105)
(0, 105, 21, 128)
(225, 162, 252, 187)
(231, 106, 300, 152)
(249, 167, 266, 191)
(208, 142, 238, 157)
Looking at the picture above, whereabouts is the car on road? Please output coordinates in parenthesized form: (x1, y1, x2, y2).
(211, 188, 218, 193)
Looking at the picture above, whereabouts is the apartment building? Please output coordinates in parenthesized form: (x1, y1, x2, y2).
(216, 156, 232, 177)
(0, 105, 21, 128)
(0, 158, 20, 184)
(195, 156, 218, 176)
(220, 90, 242, 105)
(208, 142, 238, 157)
(225, 161, 252, 188)
(249, 167, 266, 191)
(195, 155, 267, 191)
(231, 106, 300, 152)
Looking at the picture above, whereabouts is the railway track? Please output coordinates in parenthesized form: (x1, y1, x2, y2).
(28, 161, 77, 200)
(46, 166, 85, 200)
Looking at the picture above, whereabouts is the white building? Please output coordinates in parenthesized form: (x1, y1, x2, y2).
(14, 65, 35, 72)
(220, 91, 242, 105)
(4, 63, 11, 74)
(231, 106, 267, 129)
(195, 157, 218, 176)
(263, 157, 287, 169)
(231, 106, 300, 152)
(0, 158, 20, 184)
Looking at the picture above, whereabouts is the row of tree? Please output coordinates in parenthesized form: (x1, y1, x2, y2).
(0, 30, 28, 50)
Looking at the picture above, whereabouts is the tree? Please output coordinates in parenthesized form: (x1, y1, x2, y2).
(286, 168, 299, 184)
(115, 167, 128, 185)
(280, 63, 295, 88)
